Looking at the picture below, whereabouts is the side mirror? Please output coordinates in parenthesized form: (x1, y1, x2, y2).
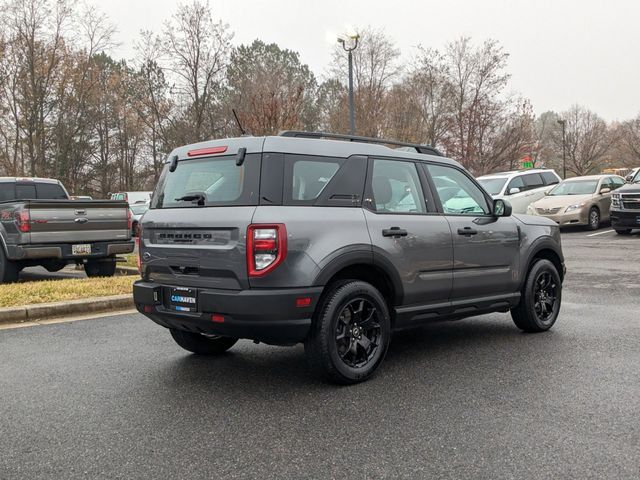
(508, 187, 520, 195)
(493, 199, 512, 217)
(544, 190, 550, 196)
(600, 187, 611, 194)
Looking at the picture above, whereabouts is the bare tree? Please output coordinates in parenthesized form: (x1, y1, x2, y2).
(161, 0, 232, 143)
(555, 105, 613, 176)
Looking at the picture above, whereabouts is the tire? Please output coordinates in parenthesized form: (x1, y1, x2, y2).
(586, 207, 600, 230)
(42, 260, 67, 273)
(0, 247, 19, 284)
(304, 280, 391, 385)
(615, 229, 632, 235)
(170, 329, 238, 355)
(85, 259, 117, 277)
(511, 259, 562, 333)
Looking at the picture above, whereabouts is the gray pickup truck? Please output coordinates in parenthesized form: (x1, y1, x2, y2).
(0, 177, 134, 283)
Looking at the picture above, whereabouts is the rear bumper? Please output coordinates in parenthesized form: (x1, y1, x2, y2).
(7, 240, 134, 261)
(610, 210, 640, 229)
(133, 281, 323, 345)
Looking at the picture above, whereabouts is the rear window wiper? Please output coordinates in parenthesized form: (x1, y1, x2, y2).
(174, 192, 206, 206)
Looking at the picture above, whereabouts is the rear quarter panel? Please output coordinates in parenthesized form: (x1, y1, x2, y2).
(249, 206, 372, 288)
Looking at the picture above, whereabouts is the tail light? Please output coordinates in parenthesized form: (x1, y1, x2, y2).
(136, 238, 142, 273)
(247, 224, 287, 277)
(127, 208, 133, 232)
(15, 210, 30, 233)
(136, 226, 143, 273)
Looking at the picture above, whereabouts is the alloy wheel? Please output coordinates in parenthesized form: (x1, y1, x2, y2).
(533, 271, 558, 324)
(335, 298, 381, 368)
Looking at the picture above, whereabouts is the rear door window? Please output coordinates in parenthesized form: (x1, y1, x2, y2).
(369, 159, 426, 214)
(522, 173, 544, 191)
(152, 154, 260, 208)
(36, 183, 67, 199)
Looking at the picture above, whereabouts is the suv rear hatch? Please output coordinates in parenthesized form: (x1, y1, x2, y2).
(140, 138, 265, 291)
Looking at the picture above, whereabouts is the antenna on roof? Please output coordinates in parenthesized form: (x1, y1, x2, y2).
(232, 109, 251, 136)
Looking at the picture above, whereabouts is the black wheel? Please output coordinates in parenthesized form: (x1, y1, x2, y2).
(0, 247, 19, 284)
(170, 329, 238, 355)
(615, 228, 632, 235)
(511, 259, 562, 333)
(85, 259, 117, 277)
(305, 281, 391, 385)
(586, 207, 600, 230)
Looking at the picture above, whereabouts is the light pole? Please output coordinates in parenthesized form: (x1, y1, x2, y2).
(338, 33, 359, 135)
(557, 119, 567, 179)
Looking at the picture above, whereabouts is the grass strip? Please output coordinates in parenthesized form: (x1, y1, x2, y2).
(0, 276, 137, 308)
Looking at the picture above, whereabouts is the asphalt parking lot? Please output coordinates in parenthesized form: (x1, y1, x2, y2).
(0, 228, 638, 479)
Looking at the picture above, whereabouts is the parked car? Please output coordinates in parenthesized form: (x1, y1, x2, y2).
(611, 171, 640, 234)
(625, 167, 640, 183)
(0, 177, 134, 283)
(477, 169, 561, 214)
(110, 191, 152, 204)
(527, 174, 625, 230)
(129, 203, 149, 236)
(133, 131, 565, 384)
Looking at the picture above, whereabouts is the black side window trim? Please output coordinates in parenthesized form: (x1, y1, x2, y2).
(363, 157, 437, 215)
(420, 161, 494, 217)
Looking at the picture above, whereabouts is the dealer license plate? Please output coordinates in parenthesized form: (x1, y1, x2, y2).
(170, 287, 198, 312)
(72, 244, 91, 256)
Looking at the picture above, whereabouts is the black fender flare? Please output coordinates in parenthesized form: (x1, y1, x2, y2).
(312, 245, 405, 305)
(519, 236, 565, 290)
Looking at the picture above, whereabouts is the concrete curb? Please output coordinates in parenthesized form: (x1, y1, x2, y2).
(0, 294, 134, 325)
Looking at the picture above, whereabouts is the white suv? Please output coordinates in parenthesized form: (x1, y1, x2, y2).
(477, 169, 562, 214)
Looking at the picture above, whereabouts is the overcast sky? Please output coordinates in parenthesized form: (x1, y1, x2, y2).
(88, 0, 640, 121)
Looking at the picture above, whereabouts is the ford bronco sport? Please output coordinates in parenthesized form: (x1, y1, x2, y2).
(134, 132, 565, 384)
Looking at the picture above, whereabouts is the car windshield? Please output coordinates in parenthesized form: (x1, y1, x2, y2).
(477, 177, 507, 195)
(548, 180, 598, 196)
(130, 204, 149, 215)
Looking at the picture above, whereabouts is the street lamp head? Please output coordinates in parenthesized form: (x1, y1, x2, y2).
(557, 119, 566, 125)
(337, 37, 345, 44)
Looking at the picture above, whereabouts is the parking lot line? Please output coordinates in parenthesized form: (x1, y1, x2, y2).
(587, 229, 615, 237)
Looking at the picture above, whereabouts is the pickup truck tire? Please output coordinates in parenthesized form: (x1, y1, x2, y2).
(511, 259, 561, 333)
(170, 329, 238, 355)
(304, 280, 391, 385)
(85, 259, 117, 278)
(0, 248, 20, 284)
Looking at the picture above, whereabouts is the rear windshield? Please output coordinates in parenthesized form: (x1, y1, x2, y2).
(152, 154, 260, 208)
(477, 177, 507, 195)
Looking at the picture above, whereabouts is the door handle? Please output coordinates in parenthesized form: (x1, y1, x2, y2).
(382, 227, 408, 237)
(457, 227, 478, 236)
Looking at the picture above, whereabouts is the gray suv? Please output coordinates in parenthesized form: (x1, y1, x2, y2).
(134, 132, 565, 384)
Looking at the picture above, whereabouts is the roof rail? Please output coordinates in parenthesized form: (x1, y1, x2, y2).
(279, 131, 442, 156)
